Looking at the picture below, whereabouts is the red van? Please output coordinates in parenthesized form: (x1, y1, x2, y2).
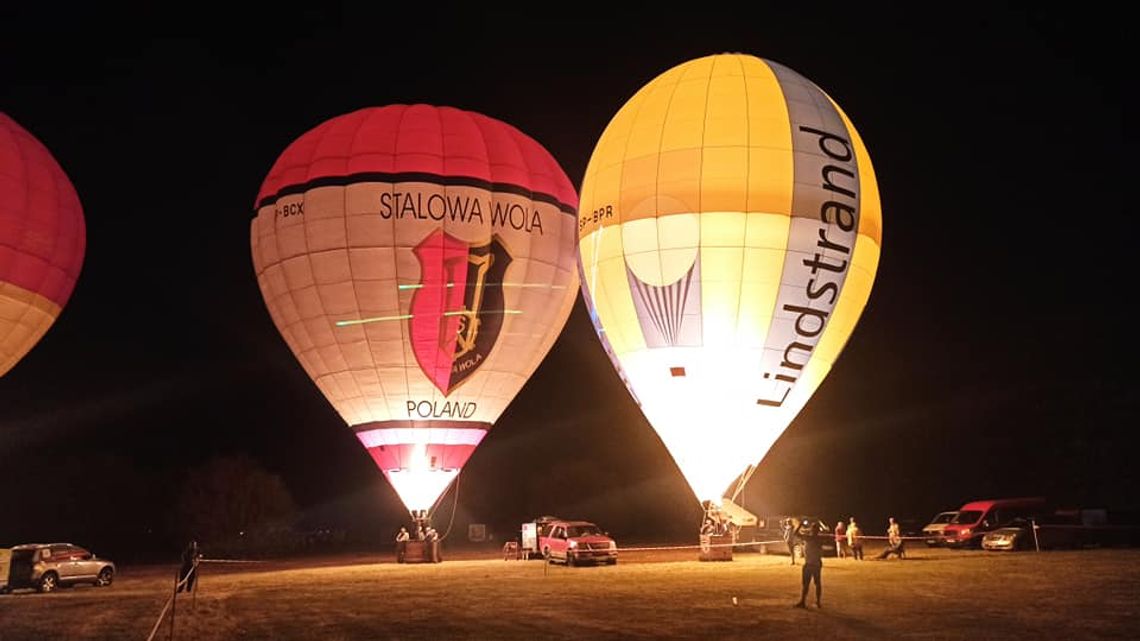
(941, 497, 1047, 548)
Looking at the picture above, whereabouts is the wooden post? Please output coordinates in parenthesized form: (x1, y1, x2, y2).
(169, 567, 179, 641)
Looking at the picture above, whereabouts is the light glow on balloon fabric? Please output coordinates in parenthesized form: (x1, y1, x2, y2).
(251, 105, 579, 517)
(577, 55, 882, 504)
(0, 113, 86, 377)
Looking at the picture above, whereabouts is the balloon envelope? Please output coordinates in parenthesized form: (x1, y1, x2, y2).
(251, 105, 579, 514)
(0, 113, 86, 378)
(577, 54, 882, 504)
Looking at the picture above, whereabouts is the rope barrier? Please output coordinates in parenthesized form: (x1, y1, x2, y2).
(611, 536, 921, 552)
(613, 538, 785, 552)
(144, 559, 198, 641)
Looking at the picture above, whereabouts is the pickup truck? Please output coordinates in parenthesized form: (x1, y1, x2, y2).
(536, 519, 618, 566)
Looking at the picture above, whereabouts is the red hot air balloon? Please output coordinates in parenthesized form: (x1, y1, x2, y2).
(0, 113, 86, 378)
(251, 105, 579, 520)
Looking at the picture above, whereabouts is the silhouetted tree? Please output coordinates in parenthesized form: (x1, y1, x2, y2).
(174, 454, 297, 556)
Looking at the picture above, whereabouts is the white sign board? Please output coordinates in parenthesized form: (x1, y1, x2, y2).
(521, 522, 538, 552)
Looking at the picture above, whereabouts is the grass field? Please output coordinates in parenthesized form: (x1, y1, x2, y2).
(1, 544, 1137, 640)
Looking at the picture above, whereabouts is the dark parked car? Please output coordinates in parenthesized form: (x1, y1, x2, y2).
(4, 543, 115, 593)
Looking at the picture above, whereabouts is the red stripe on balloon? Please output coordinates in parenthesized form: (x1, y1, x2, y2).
(253, 105, 577, 211)
(364, 443, 478, 473)
(0, 113, 86, 308)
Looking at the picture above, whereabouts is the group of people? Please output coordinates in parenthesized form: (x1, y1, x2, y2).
(396, 525, 439, 543)
(828, 516, 906, 560)
(785, 516, 907, 609)
(832, 517, 864, 560)
(394, 524, 439, 563)
(700, 514, 733, 537)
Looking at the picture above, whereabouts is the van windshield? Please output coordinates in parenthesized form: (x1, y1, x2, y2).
(934, 513, 957, 524)
(953, 511, 983, 524)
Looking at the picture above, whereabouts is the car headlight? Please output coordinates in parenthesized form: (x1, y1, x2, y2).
(960, 529, 971, 537)
(609, 541, 617, 550)
(568, 541, 577, 548)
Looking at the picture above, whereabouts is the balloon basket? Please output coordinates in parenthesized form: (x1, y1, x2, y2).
(400, 540, 442, 564)
(699, 534, 734, 562)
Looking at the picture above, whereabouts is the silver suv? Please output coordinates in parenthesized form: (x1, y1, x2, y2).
(5, 543, 115, 593)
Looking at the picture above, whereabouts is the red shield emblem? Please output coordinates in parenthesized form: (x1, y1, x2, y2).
(410, 230, 512, 396)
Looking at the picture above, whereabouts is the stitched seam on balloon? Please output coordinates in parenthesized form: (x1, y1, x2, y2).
(392, 105, 415, 419)
(732, 54, 753, 350)
(339, 108, 379, 419)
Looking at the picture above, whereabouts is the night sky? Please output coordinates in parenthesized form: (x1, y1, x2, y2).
(0, 5, 1132, 559)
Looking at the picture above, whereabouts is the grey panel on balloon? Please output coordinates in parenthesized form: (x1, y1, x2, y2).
(626, 256, 703, 348)
(752, 60, 863, 409)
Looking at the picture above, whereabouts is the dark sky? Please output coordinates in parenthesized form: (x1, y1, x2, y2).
(0, 5, 1132, 556)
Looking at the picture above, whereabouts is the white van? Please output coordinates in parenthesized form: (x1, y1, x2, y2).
(921, 511, 960, 546)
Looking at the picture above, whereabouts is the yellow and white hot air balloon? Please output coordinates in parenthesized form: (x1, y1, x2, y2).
(577, 54, 882, 509)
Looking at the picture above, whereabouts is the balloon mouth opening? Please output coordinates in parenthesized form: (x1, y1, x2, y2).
(386, 468, 460, 513)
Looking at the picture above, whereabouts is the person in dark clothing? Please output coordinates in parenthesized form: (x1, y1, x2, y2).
(177, 540, 200, 593)
(794, 519, 824, 608)
(781, 518, 797, 565)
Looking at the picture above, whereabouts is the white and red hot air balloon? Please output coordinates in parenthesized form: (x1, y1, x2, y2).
(251, 105, 579, 521)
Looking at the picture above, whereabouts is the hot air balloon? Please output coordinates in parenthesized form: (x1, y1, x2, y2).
(251, 105, 579, 528)
(577, 54, 882, 519)
(0, 113, 86, 378)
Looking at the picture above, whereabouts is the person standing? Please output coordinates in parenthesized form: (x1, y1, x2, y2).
(834, 518, 847, 559)
(177, 540, 200, 593)
(781, 517, 797, 565)
(794, 519, 824, 608)
(847, 517, 864, 560)
(877, 517, 905, 560)
(395, 527, 410, 563)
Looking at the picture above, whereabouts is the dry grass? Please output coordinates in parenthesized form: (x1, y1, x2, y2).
(1, 545, 1137, 640)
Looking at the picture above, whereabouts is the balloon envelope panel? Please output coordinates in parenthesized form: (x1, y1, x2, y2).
(577, 55, 881, 503)
(252, 105, 579, 513)
(0, 113, 86, 377)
